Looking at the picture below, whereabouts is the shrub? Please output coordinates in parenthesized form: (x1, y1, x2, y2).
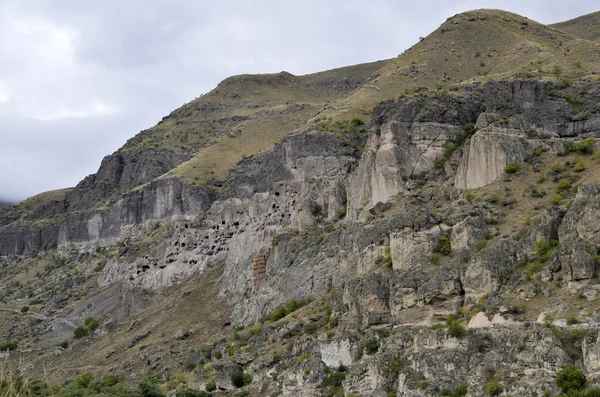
(574, 137, 596, 154)
(435, 236, 452, 255)
(556, 178, 572, 193)
(242, 373, 252, 386)
(57, 340, 69, 349)
(475, 240, 488, 250)
(575, 161, 587, 172)
(533, 146, 543, 156)
(205, 381, 216, 392)
(550, 193, 567, 205)
(556, 365, 586, 394)
(585, 388, 600, 397)
(441, 385, 468, 397)
(20, 306, 29, 314)
(139, 381, 165, 397)
(553, 65, 563, 76)
(84, 317, 99, 332)
(551, 163, 564, 173)
(531, 187, 547, 198)
(418, 380, 428, 389)
(285, 299, 300, 314)
(535, 238, 559, 263)
(183, 362, 196, 371)
(231, 371, 245, 388)
(504, 162, 521, 174)
(74, 327, 89, 339)
(270, 306, 287, 322)
(447, 320, 466, 338)
(1, 342, 17, 351)
(483, 380, 503, 396)
(362, 338, 381, 355)
(321, 371, 346, 388)
(350, 118, 363, 126)
(390, 359, 403, 373)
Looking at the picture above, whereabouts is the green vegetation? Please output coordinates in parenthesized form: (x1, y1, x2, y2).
(362, 338, 381, 355)
(1, 341, 17, 351)
(483, 380, 503, 396)
(434, 236, 452, 256)
(521, 238, 559, 277)
(563, 137, 596, 155)
(20, 305, 29, 314)
(440, 384, 468, 397)
(445, 313, 466, 338)
(74, 317, 100, 338)
(575, 160, 587, 172)
(556, 365, 586, 394)
(434, 123, 477, 169)
(267, 297, 311, 322)
(504, 162, 521, 174)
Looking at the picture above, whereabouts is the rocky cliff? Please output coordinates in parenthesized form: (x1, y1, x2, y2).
(3, 8, 600, 397)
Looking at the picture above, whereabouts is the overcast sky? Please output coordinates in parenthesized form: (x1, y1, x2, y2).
(0, 0, 597, 202)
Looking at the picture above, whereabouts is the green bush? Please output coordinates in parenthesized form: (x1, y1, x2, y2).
(475, 240, 488, 250)
(205, 381, 216, 392)
(483, 380, 503, 396)
(390, 359, 403, 373)
(1, 342, 17, 351)
(556, 178, 572, 193)
(73, 327, 89, 339)
(504, 162, 521, 174)
(585, 387, 600, 397)
(20, 306, 29, 314)
(242, 373, 252, 386)
(575, 161, 587, 172)
(435, 236, 452, 256)
(551, 163, 565, 173)
(231, 371, 245, 388)
(321, 371, 346, 388)
(183, 362, 196, 371)
(556, 365, 586, 394)
(574, 137, 596, 154)
(447, 320, 466, 338)
(440, 385, 468, 397)
(270, 306, 287, 321)
(84, 317, 99, 332)
(418, 380, 428, 389)
(139, 381, 166, 397)
(351, 118, 363, 126)
(362, 338, 381, 355)
(57, 340, 69, 349)
(550, 192, 567, 205)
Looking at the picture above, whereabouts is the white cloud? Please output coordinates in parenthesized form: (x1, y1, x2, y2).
(0, 4, 118, 122)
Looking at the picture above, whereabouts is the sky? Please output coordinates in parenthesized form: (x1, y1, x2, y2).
(0, 0, 597, 203)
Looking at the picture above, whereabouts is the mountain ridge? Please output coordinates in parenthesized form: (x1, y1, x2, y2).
(3, 8, 600, 397)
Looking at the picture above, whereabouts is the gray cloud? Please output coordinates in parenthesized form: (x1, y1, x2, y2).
(0, 0, 597, 202)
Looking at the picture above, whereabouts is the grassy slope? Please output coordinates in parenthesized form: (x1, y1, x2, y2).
(550, 11, 600, 41)
(320, 9, 600, 121)
(157, 62, 388, 183)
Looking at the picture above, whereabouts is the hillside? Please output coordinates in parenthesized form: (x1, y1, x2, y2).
(551, 10, 600, 41)
(320, 9, 600, 120)
(4, 8, 600, 397)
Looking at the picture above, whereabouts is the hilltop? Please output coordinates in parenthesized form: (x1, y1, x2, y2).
(551, 10, 600, 41)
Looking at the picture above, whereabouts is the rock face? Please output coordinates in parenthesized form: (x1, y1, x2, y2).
(5, 78, 600, 395)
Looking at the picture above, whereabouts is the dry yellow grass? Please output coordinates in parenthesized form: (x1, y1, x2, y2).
(321, 9, 600, 121)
